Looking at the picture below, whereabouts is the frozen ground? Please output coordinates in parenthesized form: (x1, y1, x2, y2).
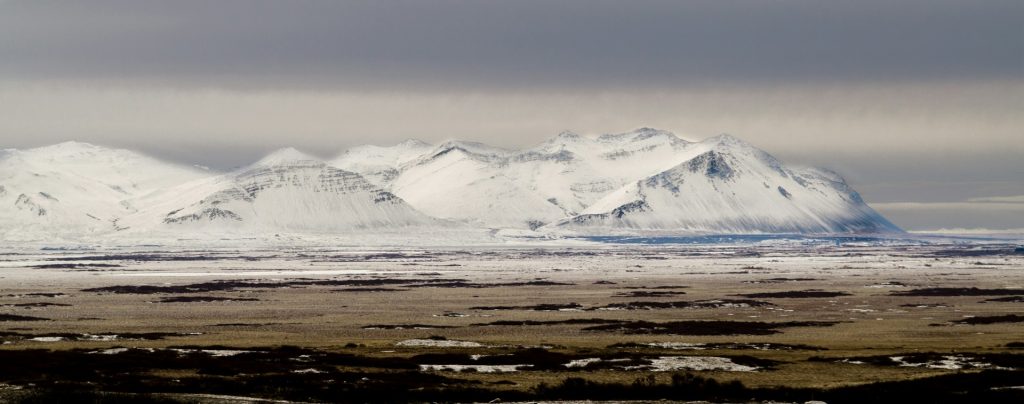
(0, 238, 1021, 401)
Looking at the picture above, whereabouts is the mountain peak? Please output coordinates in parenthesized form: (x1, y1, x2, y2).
(27, 141, 109, 155)
(535, 130, 589, 151)
(255, 147, 319, 166)
(703, 133, 747, 147)
(397, 139, 432, 149)
(434, 140, 507, 156)
(555, 130, 583, 140)
(598, 127, 683, 144)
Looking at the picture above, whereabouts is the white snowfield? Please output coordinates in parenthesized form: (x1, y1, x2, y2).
(0, 129, 901, 242)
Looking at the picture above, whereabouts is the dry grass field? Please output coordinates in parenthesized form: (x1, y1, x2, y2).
(1, 241, 1021, 402)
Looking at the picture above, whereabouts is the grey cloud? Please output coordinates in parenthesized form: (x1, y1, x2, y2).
(1, 0, 1021, 90)
(1, 1, 1021, 231)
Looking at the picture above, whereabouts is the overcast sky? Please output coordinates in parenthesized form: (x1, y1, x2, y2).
(1, 0, 1022, 230)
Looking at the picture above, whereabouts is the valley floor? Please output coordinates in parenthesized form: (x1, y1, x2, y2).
(0, 240, 1022, 402)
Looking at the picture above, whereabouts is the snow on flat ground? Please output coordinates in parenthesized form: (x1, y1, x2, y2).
(0, 239, 1020, 357)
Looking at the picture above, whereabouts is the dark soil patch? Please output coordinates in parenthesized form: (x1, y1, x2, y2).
(470, 303, 583, 311)
(591, 299, 773, 311)
(583, 320, 840, 336)
(735, 290, 851, 298)
(0, 347, 1021, 403)
(983, 296, 1024, 303)
(951, 314, 1024, 325)
(0, 313, 48, 321)
(0, 332, 187, 342)
(2, 302, 72, 308)
(623, 285, 689, 290)
(891, 287, 1024, 297)
(473, 319, 626, 326)
(82, 278, 467, 294)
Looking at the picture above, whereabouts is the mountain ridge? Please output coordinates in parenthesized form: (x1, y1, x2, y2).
(0, 129, 902, 240)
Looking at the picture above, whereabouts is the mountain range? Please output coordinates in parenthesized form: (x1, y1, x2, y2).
(0, 129, 901, 241)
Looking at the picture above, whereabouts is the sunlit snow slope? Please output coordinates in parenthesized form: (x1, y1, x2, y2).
(555, 135, 901, 234)
(128, 148, 438, 233)
(0, 142, 209, 240)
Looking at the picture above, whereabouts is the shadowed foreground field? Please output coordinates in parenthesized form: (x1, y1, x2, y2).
(0, 242, 1022, 402)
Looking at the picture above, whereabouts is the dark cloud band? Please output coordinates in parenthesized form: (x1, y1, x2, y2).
(1, 0, 1021, 90)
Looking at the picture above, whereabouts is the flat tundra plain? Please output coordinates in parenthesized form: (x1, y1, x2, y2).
(0, 241, 1022, 402)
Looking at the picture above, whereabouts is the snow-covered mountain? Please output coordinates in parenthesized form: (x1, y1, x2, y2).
(123, 148, 438, 233)
(0, 142, 209, 240)
(555, 134, 901, 234)
(330, 139, 433, 188)
(0, 129, 902, 241)
(371, 128, 707, 229)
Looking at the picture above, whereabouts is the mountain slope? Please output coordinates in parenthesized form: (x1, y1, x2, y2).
(509, 128, 700, 216)
(383, 129, 706, 229)
(0, 142, 209, 239)
(388, 141, 565, 229)
(129, 149, 438, 232)
(331, 140, 433, 188)
(555, 135, 901, 234)
(1, 130, 902, 240)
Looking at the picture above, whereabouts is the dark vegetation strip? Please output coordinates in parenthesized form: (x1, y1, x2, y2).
(0, 313, 48, 321)
(2, 302, 71, 307)
(1, 346, 1020, 404)
(583, 320, 841, 336)
(950, 314, 1024, 325)
(623, 285, 689, 290)
(891, 287, 1024, 297)
(470, 303, 583, 311)
(82, 278, 464, 294)
(591, 299, 772, 311)
(983, 296, 1024, 303)
(332, 287, 407, 292)
(83, 278, 573, 294)
(735, 290, 851, 298)
(0, 332, 190, 342)
(472, 319, 625, 326)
